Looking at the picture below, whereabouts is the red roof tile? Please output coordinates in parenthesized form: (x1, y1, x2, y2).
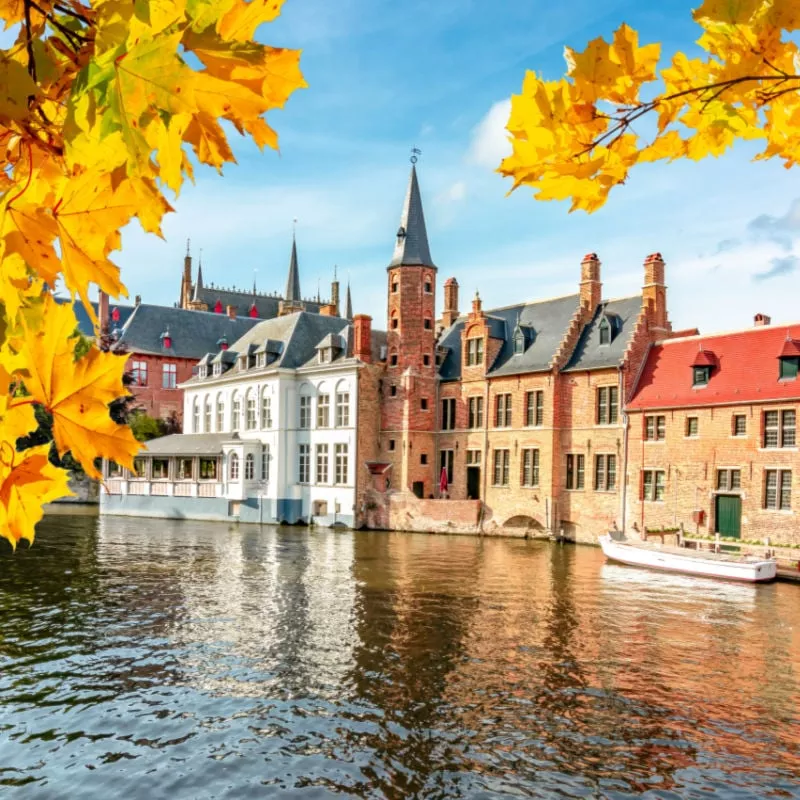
(691, 349, 716, 367)
(628, 323, 800, 409)
(779, 338, 800, 358)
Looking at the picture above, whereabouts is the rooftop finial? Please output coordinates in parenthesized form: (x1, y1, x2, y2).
(410, 146, 421, 165)
(186, 238, 191, 257)
(334, 264, 338, 281)
(293, 217, 298, 237)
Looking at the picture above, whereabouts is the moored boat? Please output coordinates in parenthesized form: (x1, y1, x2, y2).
(599, 533, 777, 583)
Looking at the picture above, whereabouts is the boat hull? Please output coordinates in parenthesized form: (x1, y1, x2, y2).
(599, 535, 777, 583)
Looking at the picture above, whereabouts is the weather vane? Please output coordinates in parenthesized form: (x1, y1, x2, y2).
(410, 146, 421, 164)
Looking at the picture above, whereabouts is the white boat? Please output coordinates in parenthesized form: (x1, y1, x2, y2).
(599, 534, 777, 584)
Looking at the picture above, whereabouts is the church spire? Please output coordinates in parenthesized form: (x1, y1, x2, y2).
(345, 280, 353, 320)
(192, 249, 204, 301)
(285, 226, 301, 303)
(389, 154, 435, 269)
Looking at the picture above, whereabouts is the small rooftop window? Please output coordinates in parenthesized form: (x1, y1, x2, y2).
(778, 337, 800, 380)
(599, 318, 611, 345)
(691, 348, 716, 387)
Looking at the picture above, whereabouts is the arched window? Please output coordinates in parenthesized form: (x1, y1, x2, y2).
(246, 390, 257, 430)
(216, 394, 224, 431)
(513, 332, 525, 355)
(231, 392, 241, 431)
(229, 452, 240, 480)
(204, 397, 212, 431)
(192, 398, 200, 432)
(599, 318, 611, 345)
(261, 389, 272, 428)
(245, 453, 255, 480)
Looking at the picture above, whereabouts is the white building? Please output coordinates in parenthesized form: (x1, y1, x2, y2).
(101, 311, 383, 527)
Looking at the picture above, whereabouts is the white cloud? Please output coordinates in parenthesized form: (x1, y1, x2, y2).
(467, 99, 512, 169)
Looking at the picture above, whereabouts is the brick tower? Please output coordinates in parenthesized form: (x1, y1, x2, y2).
(382, 158, 438, 498)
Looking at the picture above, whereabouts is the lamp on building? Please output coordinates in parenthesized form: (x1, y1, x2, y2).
(160, 329, 172, 349)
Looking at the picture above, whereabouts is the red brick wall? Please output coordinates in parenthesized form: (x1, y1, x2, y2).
(626, 402, 800, 546)
(126, 353, 194, 424)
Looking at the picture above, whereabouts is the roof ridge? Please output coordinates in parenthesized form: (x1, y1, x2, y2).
(485, 292, 580, 314)
(656, 320, 800, 346)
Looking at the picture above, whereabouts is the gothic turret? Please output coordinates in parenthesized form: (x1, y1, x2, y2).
(279, 233, 304, 316)
(389, 164, 435, 269)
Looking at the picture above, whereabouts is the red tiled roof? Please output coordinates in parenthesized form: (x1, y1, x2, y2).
(691, 349, 716, 367)
(628, 323, 800, 409)
(779, 338, 800, 358)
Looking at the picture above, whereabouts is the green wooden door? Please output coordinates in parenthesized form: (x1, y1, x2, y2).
(715, 495, 741, 538)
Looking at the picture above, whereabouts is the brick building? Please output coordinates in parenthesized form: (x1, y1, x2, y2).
(368, 162, 675, 541)
(626, 318, 800, 545)
(110, 302, 261, 423)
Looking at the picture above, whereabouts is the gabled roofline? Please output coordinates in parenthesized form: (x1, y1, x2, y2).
(654, 319, 800, 347)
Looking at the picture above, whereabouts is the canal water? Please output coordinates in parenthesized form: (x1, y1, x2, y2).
(1, 516, 798, 799)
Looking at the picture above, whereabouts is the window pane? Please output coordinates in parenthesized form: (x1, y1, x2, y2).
(782, 410, 796, 447)
(780, 471, 792, 510)
(576, 455, 585, 489)
(595, 455, 605, 490)
(734, 415, 746, 436)
(717, 469, 728, 490)
(657, 416, 665, 439)
(597, 388, 607, 425)
(765, 470, 777, 508)
(609, 387, 618, 424)
(764, 411, 779, 447)
(607, 455, 616, 490)
(731, 469, 741, 489)
(643, 471, 653, 501)
(654, 471, 665, 501)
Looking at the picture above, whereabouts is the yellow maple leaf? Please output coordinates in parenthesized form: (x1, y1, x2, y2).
(0, 444, 73, 548)
(217, 0, 286, 42)
(9, 295, 139, 480)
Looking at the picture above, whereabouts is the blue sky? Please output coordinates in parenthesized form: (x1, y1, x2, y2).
(114, 0, 800, 333)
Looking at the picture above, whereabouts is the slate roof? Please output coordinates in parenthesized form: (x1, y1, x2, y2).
(58, 296, 136, 338)
(112, 304, 261, 360)
(141, 433, 238, 456)
(389, 165, 435, 268)
(628, 322, 800, 410)
(437, 294, 581, 381)
(562, 295, 643, 372)
(192, 286, 325, 319)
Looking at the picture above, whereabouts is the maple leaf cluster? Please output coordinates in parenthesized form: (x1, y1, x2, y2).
(499, 0, 800, 212)
(0, 0, 306, 547)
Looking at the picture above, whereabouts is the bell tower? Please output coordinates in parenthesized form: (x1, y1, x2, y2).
(382, 151, 438, 497)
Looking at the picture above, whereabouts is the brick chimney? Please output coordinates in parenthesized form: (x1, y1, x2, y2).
(98, 290, 109, 335)
(643, 252, 669, 333)
(471, 290, 482, 317)
(580, 253, 602, 311)
(754, 312, 771, 327)
(135, 294, 141, 306)
(226, 304, 237, 319)
(319, 303, 337, 316)
(353, 314, 372, 363)
(442, 277, 459, 328)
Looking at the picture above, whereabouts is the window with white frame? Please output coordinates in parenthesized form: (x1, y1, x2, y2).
(642, 469, 665, 501)
(231, 393, 241, 431)
(229, 452, 240, 480)
(763, 409, 796, 448)
(216, 396, 224, 431)
(192, 399, 200, 433)
(261, 445, 269, 481)
(298, 444, 310, 483)
(213, 362, 222, 377)
(316, 444, 329, 483)
(246, 392, 257, 430)
(336, 392, 350, 427)
(299, 396, 311, 429)
(317, 394, 330, 428)
(204, 398, 212, 431)
(244, 453, 255, 480)
(596, 386, 618, 425)
(526, 391, 543, 427)
(132, 360, 148, 386)
(566, 454, 585, 490)
(335, 443, 348, 485)
(764, 469, 791, 510)
(162, 363, 177, 389)
(261, 394, 272, 428)
(466, 338, 483, 366)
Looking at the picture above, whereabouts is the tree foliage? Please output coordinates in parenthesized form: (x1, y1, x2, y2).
(0, 0, 305, 547)
(499, 0, 800, 212)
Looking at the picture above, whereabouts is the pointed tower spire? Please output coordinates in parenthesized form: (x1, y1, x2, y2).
(345, 280, 353, 320)
(284, 224, 301, 303)
(192, 249, 204, 302)
(389, 155, 435, 268)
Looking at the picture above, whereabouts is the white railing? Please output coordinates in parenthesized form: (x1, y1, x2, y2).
(174, 483, 193, 497)
(151, 482, 169, 496)
(198, 482, 219, 498)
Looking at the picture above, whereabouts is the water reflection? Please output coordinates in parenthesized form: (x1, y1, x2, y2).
(0, 517, 798, 798)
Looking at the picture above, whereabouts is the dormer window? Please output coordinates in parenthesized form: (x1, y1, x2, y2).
(217, 337, 228, 351)
(160, 329, 172, 350)
(599, 318, 611, 345)
(691, 348, 716, 387)
(213, 363, 222, 377)
(778, 338, 800, 380)
(319, 348, 330, 364)
(256, 353, 266, 368)
(199, 365, 208, 379)
(513, 332, 525, 355)
(238, 355, 247, 371)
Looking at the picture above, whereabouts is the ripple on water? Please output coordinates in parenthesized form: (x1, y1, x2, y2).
(0, 516, 799, 798)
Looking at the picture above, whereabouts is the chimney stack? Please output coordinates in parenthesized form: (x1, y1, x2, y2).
(642, 252, 669, 334)
(135, 294, 141, 306)
(353, 314, 372, 363)
(580, 253, 602, 311)
(471, 290, 482, 317)
(319, 303, 337, 316)
(754, 312, 771, 327)
(442, 277, 459, 328)
(98, 290, 110, 335)
(226, 305, 237, 319)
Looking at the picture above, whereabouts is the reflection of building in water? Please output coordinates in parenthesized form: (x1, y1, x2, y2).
(96, 518, 359, 699)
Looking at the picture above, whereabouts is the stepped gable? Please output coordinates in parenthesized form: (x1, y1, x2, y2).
(437, 293, 580, 381)
(628, 322, 800, 409)
(112, 303, 261, 359)
(562, 295, 643, 372)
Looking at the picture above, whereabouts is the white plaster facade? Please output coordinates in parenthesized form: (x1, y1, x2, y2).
(181, 354, 360, 526)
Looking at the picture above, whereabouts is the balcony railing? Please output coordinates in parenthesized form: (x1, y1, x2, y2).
(103, 480, 223, 498)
